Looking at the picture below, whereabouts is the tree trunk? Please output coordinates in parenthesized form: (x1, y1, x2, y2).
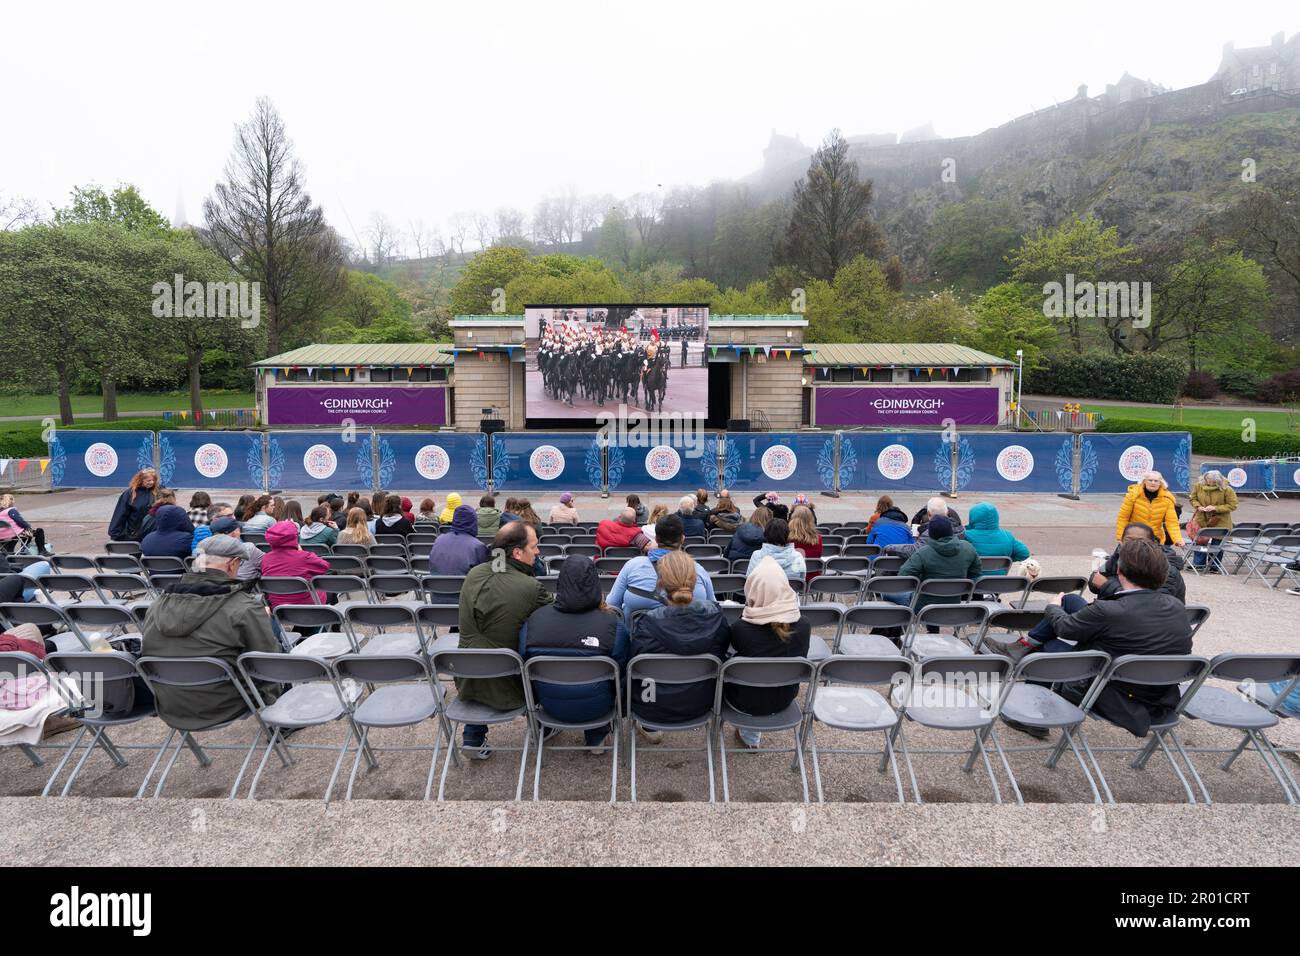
(56, 362, 74, 426)
(267, 299, 280, 356)
(101, 372, 118, 422)
(189, 350, 204, 426)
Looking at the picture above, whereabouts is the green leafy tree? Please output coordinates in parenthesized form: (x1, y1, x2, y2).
(890, 291, 974, 343)
(775, 129, 885, 281)
(966, 282, 1058, 370)
(54, 183, 170, 233)
(1009, 214, 1139, 352)
(448, 245, 533, 314)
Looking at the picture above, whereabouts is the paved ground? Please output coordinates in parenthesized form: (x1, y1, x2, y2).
(6, 486, 1300, 865)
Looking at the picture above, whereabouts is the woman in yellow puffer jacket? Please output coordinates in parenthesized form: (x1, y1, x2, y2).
(1115, 471, 1183, 545)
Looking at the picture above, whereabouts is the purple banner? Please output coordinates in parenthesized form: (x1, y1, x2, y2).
(815, 386, 999, 426)
(265, 386, 447, 426)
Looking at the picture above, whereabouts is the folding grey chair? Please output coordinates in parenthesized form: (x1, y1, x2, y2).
(431, 648, 532, 801)
(236, 651, 370, 803)
(697, 557, 730, 575)
(537, 575, 560, 596)
(594, 557, 626, 576)
(332, 543, 369, 558)
(0, 651, 74, 769)
(325, 554, 367, 576)
(862, 574, 919, 606)
(806, 655, 917, 803)
(710, 574, 747, 600)
(537, 543, 565, 559)
(258, 575, 320, 605)
(333, 653, 447, 800)
(903, 654, 1020, 804)
(301, 543, 332, 557)
(839, 604, 912, 656)
(0, 602, 88, 652)
(806, 574, 864, 606)
(374, 535, 407, 548)
(1254, 535, 1300, 589)
(869, 555, 904, 576)
(804, 559, 825, 578)
(40, 651, 156, 797)
(909, 578, 975, 610)
(798, 602, 843, 661)
(626, 653, 723, 802)
(824, 558, 873, 587)
(63, 603, 144, 651)
(313, 574, 372, 611)
(1181, 654, 1300, 804)
(366, 555, 410, 575)
(1070, 654, 1212, 805)
(1218, 527, 1261, 574)
(978, 556, 1012, 575)
(366, 573, 426, 611)
(346, 604, 428, 657)
(715, 657, 815, 803)
(1185, 527, 1229, 576)
(1185, 604, 1211, 639)
(104, 541, 142, 556)
(1239, 532, 1298, 585)
(274, 604, 359, 657)
(1016, 575, 1088, 610)
(565, 545, 600, 558)
(421, 575, 466, 605)
(978, 607, 1047, 656)
(134, 656, 283, 799)
(49, 555, 98, 573)
(686, 544, 723, 558)
(523, 656, 622, 802)
(37, 573, 107, 607)
(92, 573, 154, 606)
(94, 554, 144, 575)
(971, 575, 1030, 611)
(729, 559, 751, 574)
(998, 650, 1112, 803)
(140, 556, 186, 576)
(415, 604, 461, 656)
(905, 602, 989, 658)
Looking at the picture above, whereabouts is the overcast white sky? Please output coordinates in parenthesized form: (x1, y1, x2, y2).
(2, 0, 1295, 248)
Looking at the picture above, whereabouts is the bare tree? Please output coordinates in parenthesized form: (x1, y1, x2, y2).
(0, 192, 41, 230)
(628, 191, 665, 257)
(367, 212, 399, 265)
(407, 218, 437, 260)
(447, 211, 471, 256)
(201, 97, 343, 354)
(494, 206, 526, 244)
(470, 211, 496, 251)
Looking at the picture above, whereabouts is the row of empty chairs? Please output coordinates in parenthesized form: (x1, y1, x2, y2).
(1193, 523, 1300, 589)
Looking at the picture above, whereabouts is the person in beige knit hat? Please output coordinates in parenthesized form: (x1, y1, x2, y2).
(725, 556, 811, 749)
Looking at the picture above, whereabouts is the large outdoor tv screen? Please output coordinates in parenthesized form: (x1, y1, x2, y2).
(524, 304, 709, 420)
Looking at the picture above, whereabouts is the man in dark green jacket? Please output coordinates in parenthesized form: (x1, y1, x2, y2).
(139, 535, 282, 730)
(456, 521, 553, 756)
(895, 516, 983, 611)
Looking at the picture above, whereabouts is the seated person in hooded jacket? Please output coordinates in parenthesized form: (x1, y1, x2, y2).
(1089, 522, 1186, 603)
(521, 555, 628, 749)
(140, 504, 195, 560)
(628, 550, 730, 727)
(140, 534, 282, 730)
(428, 504, 490, 576)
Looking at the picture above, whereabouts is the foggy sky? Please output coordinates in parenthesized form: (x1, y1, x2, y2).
(2, 0, 1295, 248)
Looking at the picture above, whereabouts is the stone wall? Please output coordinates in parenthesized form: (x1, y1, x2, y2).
(742, 355, 804, 431)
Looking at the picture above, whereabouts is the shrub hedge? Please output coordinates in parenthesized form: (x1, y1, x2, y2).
(0, 418, 181, 459)
(1096, 417, 1300, 459)
(1025, 353, 1187, 404)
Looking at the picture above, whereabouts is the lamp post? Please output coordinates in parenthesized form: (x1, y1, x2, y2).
(1015, 349, 1024, 428)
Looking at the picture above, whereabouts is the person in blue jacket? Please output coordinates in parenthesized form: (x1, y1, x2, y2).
(520, 555, 628, 750)
(140, 504, 195, 559)
(866, 504, 914, 548)
(961, 502, 1030, 573)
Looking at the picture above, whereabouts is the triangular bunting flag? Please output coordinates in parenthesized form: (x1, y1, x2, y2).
(0, 459, 9, 476)
(39, 458, 50, 474)
(18, 460, 28, 474)
(181, 410, 188, 420)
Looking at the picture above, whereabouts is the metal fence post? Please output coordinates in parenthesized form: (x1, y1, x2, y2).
(486, 432, 495, 496)
(261, 432, 270, 494)
(1059, 432, 1081, 501)
(369, 428, 380, 494)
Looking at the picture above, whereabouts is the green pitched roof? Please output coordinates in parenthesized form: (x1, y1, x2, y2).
(801, 343, 1014, 367)
(251, 344, 454, 368)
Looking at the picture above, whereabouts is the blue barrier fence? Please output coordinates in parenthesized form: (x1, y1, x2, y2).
(720, 433, 837, 494)
(159, 431, 264, 489)
(1079, 433, 1192, 494)
(609, 434, 718, 492)
(47, 431, 155, 489)
(1200, 460, 1275, 494)
(493, 432, 604, 492)
(47, 429, 1215, 496)
(380, 432, 489, 491)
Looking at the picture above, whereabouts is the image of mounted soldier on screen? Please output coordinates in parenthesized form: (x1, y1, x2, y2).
(525, 304, 708, 419)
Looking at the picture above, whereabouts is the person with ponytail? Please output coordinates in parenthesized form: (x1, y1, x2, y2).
(628, 549, 730, 733)
(725, 555, 811, 749)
